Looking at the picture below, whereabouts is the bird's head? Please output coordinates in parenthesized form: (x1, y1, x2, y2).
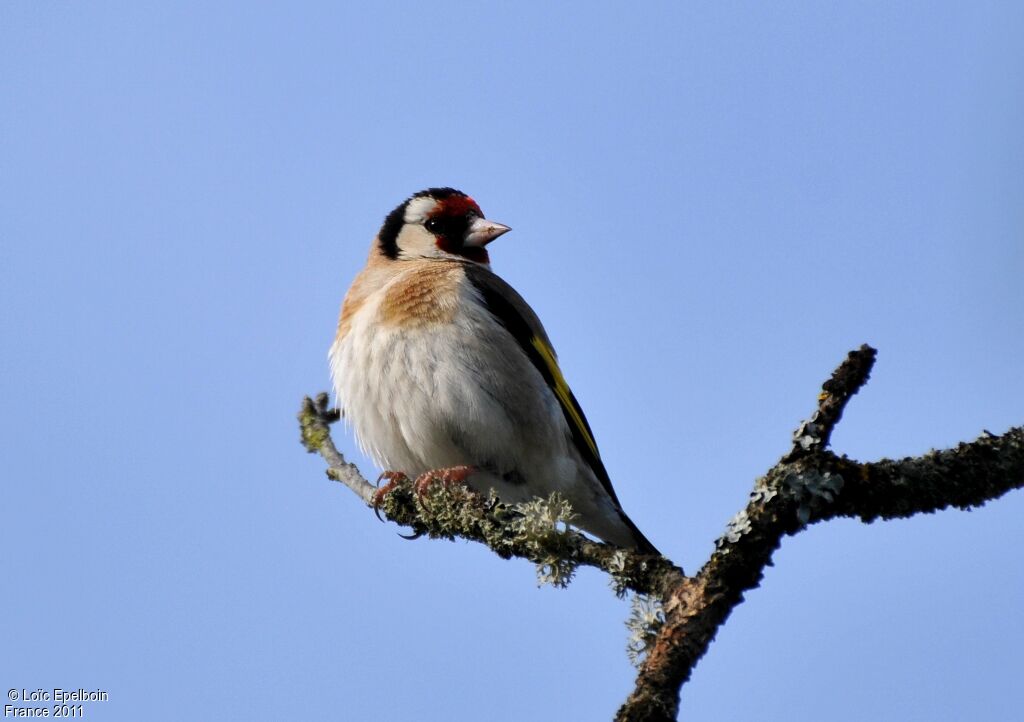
(376, 188, 511, 265)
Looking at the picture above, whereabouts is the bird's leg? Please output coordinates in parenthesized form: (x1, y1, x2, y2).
(413, 465, 476, 499)
(372, 470, 409, 512)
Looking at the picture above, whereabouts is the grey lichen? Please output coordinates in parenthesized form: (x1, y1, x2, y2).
(626, 594, 666, 667)
(376, 478, 585, 587)
(512, 493, 581, 587)
(784, 470, 845, 524)
(367, 474, 678, 594)
(750, 478, 778, 506)
(791, 417, 822, 452)
(717, 477, 779, 550)
(719, 509, 753, 548)
(605, 549, 633, 597)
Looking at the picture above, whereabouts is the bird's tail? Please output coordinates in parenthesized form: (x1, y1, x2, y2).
(618, 510, 661, 556)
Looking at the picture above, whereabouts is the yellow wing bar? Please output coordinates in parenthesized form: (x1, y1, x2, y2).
(530, 336, 600, 460)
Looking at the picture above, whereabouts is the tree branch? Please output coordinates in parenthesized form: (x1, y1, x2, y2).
(297, 347, 1023, 722)
(299, 393, 375, 505)
(821, 430, 1024, 523)
(784, 344, 877, 462)
(298, 392, 682, 592)
(613, 347, 1023, 721)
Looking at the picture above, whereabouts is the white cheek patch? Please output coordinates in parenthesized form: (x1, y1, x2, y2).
(395, 223, 439, 259)
(404, 196, 437, 224)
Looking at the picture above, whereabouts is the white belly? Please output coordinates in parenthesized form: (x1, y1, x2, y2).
(329, 294, 575, 502)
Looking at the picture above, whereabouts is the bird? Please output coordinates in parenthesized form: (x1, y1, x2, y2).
(329, 188, 659, 554)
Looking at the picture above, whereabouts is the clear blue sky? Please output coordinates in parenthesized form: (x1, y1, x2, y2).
(2, 3, 1022, 720)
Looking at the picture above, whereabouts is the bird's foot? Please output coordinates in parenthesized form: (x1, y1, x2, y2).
(372, 471, 409, 516)
(413, 465, 476, 500)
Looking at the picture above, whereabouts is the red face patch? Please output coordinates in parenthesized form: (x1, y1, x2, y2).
(425, 194, 489, 264)
(437, 195, 482, 219)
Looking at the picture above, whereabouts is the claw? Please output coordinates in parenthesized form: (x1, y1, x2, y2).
(376, 470, 409, 488)
(372, 471, 409, 519)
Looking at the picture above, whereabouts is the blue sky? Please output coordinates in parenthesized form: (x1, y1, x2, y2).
(2, 2, 1022, 720)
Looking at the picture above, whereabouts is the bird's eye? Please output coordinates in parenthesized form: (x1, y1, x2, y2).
(424, 218, 441, 233)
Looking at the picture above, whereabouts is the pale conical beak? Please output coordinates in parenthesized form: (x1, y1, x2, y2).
(464, 216, 511, 247)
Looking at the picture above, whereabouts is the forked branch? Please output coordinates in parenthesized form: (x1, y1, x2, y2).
(297, 345, 1024, 722)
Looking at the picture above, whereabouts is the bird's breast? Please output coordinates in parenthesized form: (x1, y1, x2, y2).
(375, 262, 462, 329)
(329, 266, 566, 478)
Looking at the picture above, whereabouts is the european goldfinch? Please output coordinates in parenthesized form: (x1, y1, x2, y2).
(329, 188, 659, 554)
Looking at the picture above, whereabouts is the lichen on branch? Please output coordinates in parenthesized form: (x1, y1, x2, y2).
(298, 344, 1024, 722)
(298, 396, 680, 593)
